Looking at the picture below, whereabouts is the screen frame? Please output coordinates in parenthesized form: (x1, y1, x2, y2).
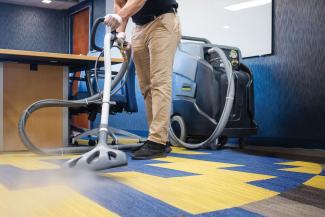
(242, 0, 274, 59)
(177, 0, 274, 59)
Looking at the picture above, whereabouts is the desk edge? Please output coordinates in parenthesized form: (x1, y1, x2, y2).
(0, 49, 124, 63)
(0, 63, 3, 151)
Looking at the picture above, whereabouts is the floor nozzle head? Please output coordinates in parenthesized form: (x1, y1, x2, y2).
(63, 145, 127, 171)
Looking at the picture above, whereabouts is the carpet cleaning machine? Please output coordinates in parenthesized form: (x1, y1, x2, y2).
(168, 37, 258, 149)
(18, 17, 256, 170)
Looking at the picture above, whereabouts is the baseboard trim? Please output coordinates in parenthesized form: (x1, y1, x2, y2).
(244, 145, 325, 158)
(244, 137, 325, 150)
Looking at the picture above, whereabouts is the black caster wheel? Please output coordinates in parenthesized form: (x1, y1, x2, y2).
(73, 141, 79, 146)
(88, 140, 96, 146)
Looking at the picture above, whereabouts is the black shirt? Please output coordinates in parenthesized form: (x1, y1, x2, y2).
(132, 0, 178, 25)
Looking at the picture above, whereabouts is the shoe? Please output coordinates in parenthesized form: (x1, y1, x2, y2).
(132, 141, 172, 153)
(132, 140, 167, 160)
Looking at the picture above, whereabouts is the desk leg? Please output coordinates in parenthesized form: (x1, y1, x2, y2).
(63, 67, 69, 147)
(0, 63, 3, 151)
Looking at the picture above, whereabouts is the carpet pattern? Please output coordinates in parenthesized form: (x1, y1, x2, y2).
(0, 148, 324, 217)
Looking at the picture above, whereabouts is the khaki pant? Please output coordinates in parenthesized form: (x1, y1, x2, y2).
(131, 13, 181, 145)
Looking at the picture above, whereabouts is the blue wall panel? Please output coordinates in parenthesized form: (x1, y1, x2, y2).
(243, 0, 325, 148)
(0, 3, 68, 53)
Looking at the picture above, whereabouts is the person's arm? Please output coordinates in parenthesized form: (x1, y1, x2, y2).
(115, 0, 128, 33)
(105, 0, 146, 31)
(117, 0, 147, 21)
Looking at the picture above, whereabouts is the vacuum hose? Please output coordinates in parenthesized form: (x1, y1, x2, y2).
(19, 96, 100, 155)
(18, 17, 130, 155)
(168, 46, 235, 149)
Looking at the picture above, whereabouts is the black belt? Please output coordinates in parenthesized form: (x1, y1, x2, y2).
(135, 7, 177, 26)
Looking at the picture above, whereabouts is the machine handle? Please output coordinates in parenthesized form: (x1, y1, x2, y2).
(91, 17, 117, 52)
(181, 35, 211, 44)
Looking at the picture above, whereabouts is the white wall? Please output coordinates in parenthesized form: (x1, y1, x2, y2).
(177, 0, 272, 57)
(107, 0, 272, 57)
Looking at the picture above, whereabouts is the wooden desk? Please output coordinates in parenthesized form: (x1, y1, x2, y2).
(0, 49, 123, 70)
(0, 49, 124, 151)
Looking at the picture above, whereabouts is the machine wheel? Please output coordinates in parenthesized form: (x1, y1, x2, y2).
(217, 136, 228, 150)
(170, 115, 187, 144)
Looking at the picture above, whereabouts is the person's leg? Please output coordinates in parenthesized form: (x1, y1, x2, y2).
(132, 13, 181, 160)
(147, 13, 181, 145)
(131, 26, 153, 127)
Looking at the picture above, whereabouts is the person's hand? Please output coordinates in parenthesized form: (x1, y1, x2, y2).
(117, 32, 126, 46)
(104, 14, 122, 30)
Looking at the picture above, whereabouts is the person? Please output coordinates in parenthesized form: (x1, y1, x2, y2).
(104, 0, 181, 159)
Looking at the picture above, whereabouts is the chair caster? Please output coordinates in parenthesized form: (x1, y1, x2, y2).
(88, 140, 97, 146)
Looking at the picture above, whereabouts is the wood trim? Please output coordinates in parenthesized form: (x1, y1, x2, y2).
(68, 0, 94, 53)
(72, 8, 90, 55)
(0, 63, 3, 151)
